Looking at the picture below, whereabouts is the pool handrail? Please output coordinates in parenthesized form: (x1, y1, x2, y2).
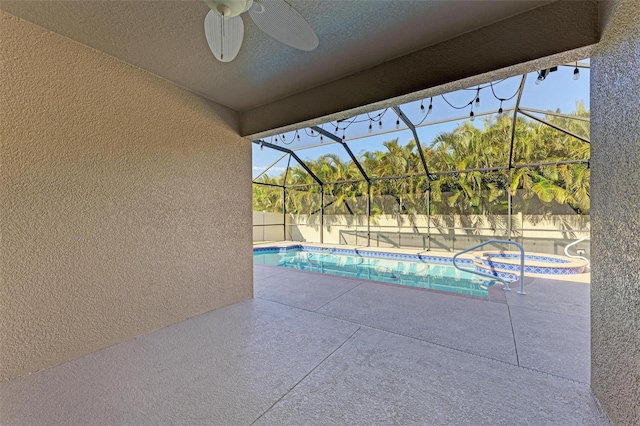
(564, 236, 590, 269)
(452, 239, 526, 295)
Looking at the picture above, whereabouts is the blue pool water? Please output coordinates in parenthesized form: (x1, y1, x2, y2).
(254, 248, 499, 297)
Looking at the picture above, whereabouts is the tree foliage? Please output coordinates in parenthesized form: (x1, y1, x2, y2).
(254, 106, 590, 218)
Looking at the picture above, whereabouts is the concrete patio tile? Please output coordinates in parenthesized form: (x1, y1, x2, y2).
(0, 299, 359, 426)
(254, 264, 288, 281)
(510, 305, 591, 383)
(506, 277, 590, 318)
(317, 282, 518, 363)
(254, 327, 608, 426)
(255, 268, 362, 311)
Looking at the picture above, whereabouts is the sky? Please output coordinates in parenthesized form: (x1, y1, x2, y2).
(252, 60, 590, 179)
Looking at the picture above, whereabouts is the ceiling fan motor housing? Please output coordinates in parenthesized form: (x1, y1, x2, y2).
(204, 0, 253, 17)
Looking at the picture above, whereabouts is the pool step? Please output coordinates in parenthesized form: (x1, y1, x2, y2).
(473, 251, 588, 280)
(473, 258, 519, 282)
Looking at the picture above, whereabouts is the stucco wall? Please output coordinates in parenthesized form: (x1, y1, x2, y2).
(591, 1, 640, 425)
(0, 12, 253, 381)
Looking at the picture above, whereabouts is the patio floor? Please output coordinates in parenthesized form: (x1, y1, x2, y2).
(1, 264, 608, 425)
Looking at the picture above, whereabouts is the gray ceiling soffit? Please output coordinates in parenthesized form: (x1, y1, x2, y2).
(1, 0, 555, 113)
(1, 1, 599, 139)
(241, 0, 600, 137)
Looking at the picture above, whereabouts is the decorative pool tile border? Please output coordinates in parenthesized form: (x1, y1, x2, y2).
(256, 245, 471, 267)
(484, 253, 571, 264)
(479, 259, 584, 275)
(253, 247, 293, 254)
(480, 269, 519, 281)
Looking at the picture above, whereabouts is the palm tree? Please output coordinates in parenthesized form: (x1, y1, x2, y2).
(253, 174, 283, 213)
(253, 105, 590, 230)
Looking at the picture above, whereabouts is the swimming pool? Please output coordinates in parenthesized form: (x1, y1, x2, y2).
(254, 246, 500, 298)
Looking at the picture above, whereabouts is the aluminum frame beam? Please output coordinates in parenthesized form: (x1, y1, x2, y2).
(519, 107, 590, 122)
(252, 181, 285, 188)
(518, 110, 590, 144)
(311, 126, 370, 182)
(253, 140, 323, 186)
(508, 75, 527, 170)
(252, 152, 287, 183)
(392, 106, 432, 181)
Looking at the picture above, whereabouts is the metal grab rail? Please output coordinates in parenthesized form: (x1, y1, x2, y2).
(564, 236, 590, 269)
(452, 239, 526, 295)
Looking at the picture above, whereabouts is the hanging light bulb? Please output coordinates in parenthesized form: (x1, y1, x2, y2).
(475, 89, 480, 108)
(573, 64, 580, 80)
(428, 97, 433, 113)
(469, 110, 475, 121)
(420, 100, 425, 113)
(378, 120, 383, 129)
(368, 122, 373, 133)
(275, 136, 278, 142)
(310, 129, 315, 136)
(396, 119, 400, 129)
(498, 100, 504, 115)
(296, 132, 300, 140)
(335, 126, 339, 133)
(342, 132, 346, 140)
(320, 135, 324, 142)
(260, 141, 263, 151)
(282, 134, 286, 141)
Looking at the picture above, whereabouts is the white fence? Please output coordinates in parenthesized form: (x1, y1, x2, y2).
(253, 212, 590, 255)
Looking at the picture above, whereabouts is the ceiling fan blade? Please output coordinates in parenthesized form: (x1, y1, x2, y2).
(204, 10, 244, 62)
(248, 0, 319, 51)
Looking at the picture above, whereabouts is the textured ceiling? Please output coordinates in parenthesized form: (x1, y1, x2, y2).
(2, 1, 601, 136)
(1, 0, 555, 112)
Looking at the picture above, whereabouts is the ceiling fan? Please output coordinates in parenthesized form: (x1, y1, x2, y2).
(203, 0, 319, 62)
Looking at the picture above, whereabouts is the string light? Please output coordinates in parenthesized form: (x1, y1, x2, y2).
(257, 66, 579, 155)
(535, 67, 556, 85)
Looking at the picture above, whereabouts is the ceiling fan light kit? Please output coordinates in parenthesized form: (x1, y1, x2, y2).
(203, 0, 319, 63)
(204, 0, 253, 17)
